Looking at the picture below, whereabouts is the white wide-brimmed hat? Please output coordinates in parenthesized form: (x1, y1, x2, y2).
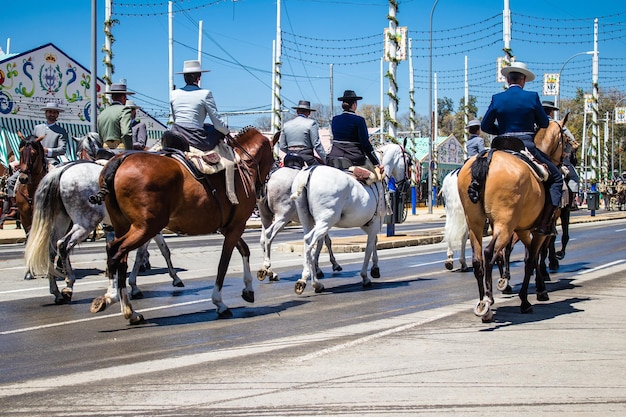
(103, 83, 135, 95)
(125, 99, 141, 109)
(40, 102, 65, 112)
(465, 119, 481, 129)
(177, 60, 210, 74)
(501, 61, 535, 82)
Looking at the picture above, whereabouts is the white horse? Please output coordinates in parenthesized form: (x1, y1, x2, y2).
(440, 169, 470, 272)
(289, 143, 407, 294)
(24, 161, 183, 304)
(257, 166, 342, 282)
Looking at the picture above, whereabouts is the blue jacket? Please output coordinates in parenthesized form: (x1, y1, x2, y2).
(330, 111, 379, 165)
(481, 85, 549, 135)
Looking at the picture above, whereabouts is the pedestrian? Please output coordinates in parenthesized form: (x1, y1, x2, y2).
(169, 60, 229, 152)
(481, 62, 562, 235)
(464, 119, 484, 157)
(98, 82, 134, 150)
(278, 100, 326, 166)
(126, 99, 148, 150)
(32, 102, 68, 166)
(328, 90, 383, 174)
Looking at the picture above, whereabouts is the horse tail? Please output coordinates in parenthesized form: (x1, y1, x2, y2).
(24, 169, 66, 276)
(289, 166, 315, 201)
(441, 170, 468, 247)
(89, 155, 124, 206)
(467, 150, 492, 204)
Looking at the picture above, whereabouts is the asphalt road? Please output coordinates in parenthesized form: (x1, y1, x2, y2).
(1, 218, 625, 415)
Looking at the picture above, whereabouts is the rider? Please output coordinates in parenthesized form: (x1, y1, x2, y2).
(33, 102, 68, 167)
(98, 82, 134, 150)
(126, 100, 148, 150)
(465, 119, 485, 158)
(328, 90, 383, 175)
(278, 100, 326, 167)
(169, 60, 229, 152)
(481, 62, 562, 235)
(542, 100, 580, 197)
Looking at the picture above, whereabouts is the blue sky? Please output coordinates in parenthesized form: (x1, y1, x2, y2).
(2, 0, 625, 129)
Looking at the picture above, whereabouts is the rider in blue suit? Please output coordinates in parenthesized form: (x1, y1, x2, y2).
(481, 61, 562, 235)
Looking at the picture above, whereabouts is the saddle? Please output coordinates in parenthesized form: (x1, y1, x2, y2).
(491, 136, 549, 182)
(327, 156, 381, 185)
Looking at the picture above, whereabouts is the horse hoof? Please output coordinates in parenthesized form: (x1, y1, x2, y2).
(60, 290, 73, 303)
(257, 270, 267, 281)
(520, 302, 533, 314)
(130, 290, 144, 300)
(481, 310, 494, 323)
(54, 295, 69, 305)
(90, 296, 107, 313)
(370, 266, 380, 279)
(333, 265, 343, 272)
(295, 281, 306, 295)
(555, 250, 565, 260)
(217, 308, 233, 319)
(269, 274, 280, 282)
(537, 291, 549, 302)
(444, 260, 453, 270)
(314, 284, 325, 294)
(316, 270, 325, 278)
(549, 260, 559, 271)
(129, 313, 146, 325)
(460, 265, 470, 272)
(362, 279, 372, 288)
(172, 279, 185, 288)
(24, 272, 35, 280)
(241, 289, 255, 303)
(497, 278, 509, 292)
(473, 300, 491, 317)
(502, 285, 513, 295)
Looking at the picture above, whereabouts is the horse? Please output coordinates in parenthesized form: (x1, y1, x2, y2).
(88, 126, 274, 324)
(440, 168, 469, 272)
(24, 159, 183, 304)
(289, 142, 408, 294)
(456, 115, 568, 321)
(257, 166, 342, 282)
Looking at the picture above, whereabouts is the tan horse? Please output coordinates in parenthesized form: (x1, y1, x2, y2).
(457, 115, 568, 321)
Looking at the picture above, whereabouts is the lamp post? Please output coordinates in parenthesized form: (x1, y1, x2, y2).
(428, 0, 439, 214)
(555, 51, 594, 119)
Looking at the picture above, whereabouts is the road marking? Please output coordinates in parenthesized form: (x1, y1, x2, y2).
(577, 259, 626, 275)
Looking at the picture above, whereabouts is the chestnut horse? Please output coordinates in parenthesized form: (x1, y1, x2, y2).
(89, 126, 274, 324)
(456, 115, 568, 322)
(16, 133, 47, 280)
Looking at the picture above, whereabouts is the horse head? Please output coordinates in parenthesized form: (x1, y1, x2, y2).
(231, 126, 274, 188)
(74, 132, 101, 161)
(17, 132, 47, 184)
(535, 112, 569, 166)
(378, 142, 409, 185)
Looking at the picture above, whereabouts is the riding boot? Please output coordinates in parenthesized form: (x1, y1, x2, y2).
(534, 204, 557, 236)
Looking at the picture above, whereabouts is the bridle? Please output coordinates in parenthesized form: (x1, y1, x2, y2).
(19, 139, 47, 184)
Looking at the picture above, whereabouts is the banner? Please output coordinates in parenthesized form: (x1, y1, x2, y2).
(543, 73, 559, 96)
(384, 27, 407, 62)
(616, 107, 626, 124)
(584, 94, 594, 114)
(496, 56, 514, 83)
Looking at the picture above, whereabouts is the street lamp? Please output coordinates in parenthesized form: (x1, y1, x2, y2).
(428, 0, 439, 215)
(555, 51, 594, 119)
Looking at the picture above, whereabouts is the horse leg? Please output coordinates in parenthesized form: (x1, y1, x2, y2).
(537, 240, 551, 282)
(91, 229, 146, 324)
(444, 241, 455, 271)
(296, 226, 326, 294)
(556, 207, 570, 260)
(153, 232, 183, 287)
(128, 242, 149, 299)
(360, 225, 379, 287)
(313, 237, 325, 278)
(211, 231, 243, 318)
(496, 238, 514, 294)
(459, 229, 469, 272)
(519, 235, 548, 313)
(547, 235, 559, 271)
(324, 234, 342, 272)
(258, 219, 287, 282)
(236, 238, 255, 304)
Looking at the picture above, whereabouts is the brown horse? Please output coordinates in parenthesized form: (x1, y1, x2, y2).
(457, 115, 568, 322)
(89, 126, 274, 324)
(16, 133, 47, 281)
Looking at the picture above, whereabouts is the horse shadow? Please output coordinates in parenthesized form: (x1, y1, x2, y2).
(101, 299, 311, 330)
(483, 278, 587, 330)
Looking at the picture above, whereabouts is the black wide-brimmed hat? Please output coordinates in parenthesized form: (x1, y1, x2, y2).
(337, 90, 363, 102)
(541, 100, 559, 111)
(292, 100, 316, 111)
